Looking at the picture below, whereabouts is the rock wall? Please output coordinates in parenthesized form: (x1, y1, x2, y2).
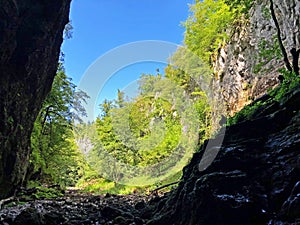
(213, 0, 300, 116)
(0, 0, 71, 199)
(147, 84, 300, 225)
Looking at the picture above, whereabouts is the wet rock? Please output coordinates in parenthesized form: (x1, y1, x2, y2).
(148, 85, 300, 224)
(134, 201, 146, 210)
(102, 206, 124, 220)
(134, 217, 145, 225)
(112, 216, 129, 225)
(43, 211, 64, 225)
(280, 181, 300, 221)
(13, 207, 44, 225)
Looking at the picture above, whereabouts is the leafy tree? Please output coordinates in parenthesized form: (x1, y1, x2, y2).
(164, 50, 213, 144)
(99, 99, 114, 117)
(115, 89, 125, 108)
(224, 0, 254, 15)
(28, 65, 88, 187)
(184, 0, 234, 64)
(138, 73, 162, 95)
(88, 75, 192, 186)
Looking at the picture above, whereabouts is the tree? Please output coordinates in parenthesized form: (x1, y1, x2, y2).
(28, 65, 88, 187)
(99, 99, 114, 117)
(184, 0, 234, 64)
(88, 77, 189, 185)
(224, 0, 254, 15)
(115, 89, 125, 108)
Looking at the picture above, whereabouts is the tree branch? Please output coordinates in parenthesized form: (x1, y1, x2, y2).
(151, 181, 180, 194)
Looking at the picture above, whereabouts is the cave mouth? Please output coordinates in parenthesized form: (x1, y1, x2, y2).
(1, 1, 300, 224)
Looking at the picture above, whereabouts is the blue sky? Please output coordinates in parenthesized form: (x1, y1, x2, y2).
(62, 0, 194, 121)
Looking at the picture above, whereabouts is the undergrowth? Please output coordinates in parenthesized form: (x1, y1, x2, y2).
(228, 70, 300, 125)
(77, 170, 182, 195)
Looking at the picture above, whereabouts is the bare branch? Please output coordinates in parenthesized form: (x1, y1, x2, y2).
(269, 0, 293, 73)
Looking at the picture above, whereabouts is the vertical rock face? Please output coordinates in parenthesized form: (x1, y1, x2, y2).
(213, 0, 300, 115)
(0, 0, 71, 198)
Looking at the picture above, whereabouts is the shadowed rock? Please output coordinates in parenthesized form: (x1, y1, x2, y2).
(0, 0, 71, 198)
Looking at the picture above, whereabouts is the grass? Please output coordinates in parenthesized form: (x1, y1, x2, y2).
(77, 170, 182, 195)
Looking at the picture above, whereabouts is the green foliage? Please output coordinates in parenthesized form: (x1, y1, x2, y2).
(224, 0, 254, 15)
(19, 183, 64, 200)
(81, 178, 139, 195)
(90, 76, 183, 168)
(254, 37, 282, 74)
(261, 5, 272, 19)
(138, 73, 163, 94)
(86, 73, 203, 189)
(79, 171, 182, 195)
(165, 57, 213, 144)
(270, 70, 300, 101)
(184, 0, 235, 64)
(115, 89, 125, 108)
(166, 47, 212, 93)
(227, 100, 266, 125)
(192, 92, 212, 142)
(30, 65, 89, 188)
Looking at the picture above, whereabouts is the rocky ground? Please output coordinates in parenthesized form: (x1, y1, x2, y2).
(0, 189, 162, 225)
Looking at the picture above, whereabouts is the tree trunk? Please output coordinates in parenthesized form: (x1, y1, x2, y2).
(0, 0, 71, 199)
(291, 48, 300, 76)
(269, 0, 293, 73)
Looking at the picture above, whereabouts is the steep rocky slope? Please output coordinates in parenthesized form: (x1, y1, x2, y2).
(213, 0, 300, 115)
(147, 86, 300, 225)
(0, 1, 71, 198)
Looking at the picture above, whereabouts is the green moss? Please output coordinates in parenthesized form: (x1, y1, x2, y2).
(261, 6, 272, 19)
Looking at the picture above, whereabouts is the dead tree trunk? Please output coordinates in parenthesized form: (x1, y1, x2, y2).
(270, 0, 299, 76)
(269, 0, 293, 73)
(291, 48, 300, 76)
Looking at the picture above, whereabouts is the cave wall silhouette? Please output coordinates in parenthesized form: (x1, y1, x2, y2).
(0, 0, 71, 199)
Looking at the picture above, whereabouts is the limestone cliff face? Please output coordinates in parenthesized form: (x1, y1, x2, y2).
(0, 0, 71, 198)
(213, 0, 300, 116)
